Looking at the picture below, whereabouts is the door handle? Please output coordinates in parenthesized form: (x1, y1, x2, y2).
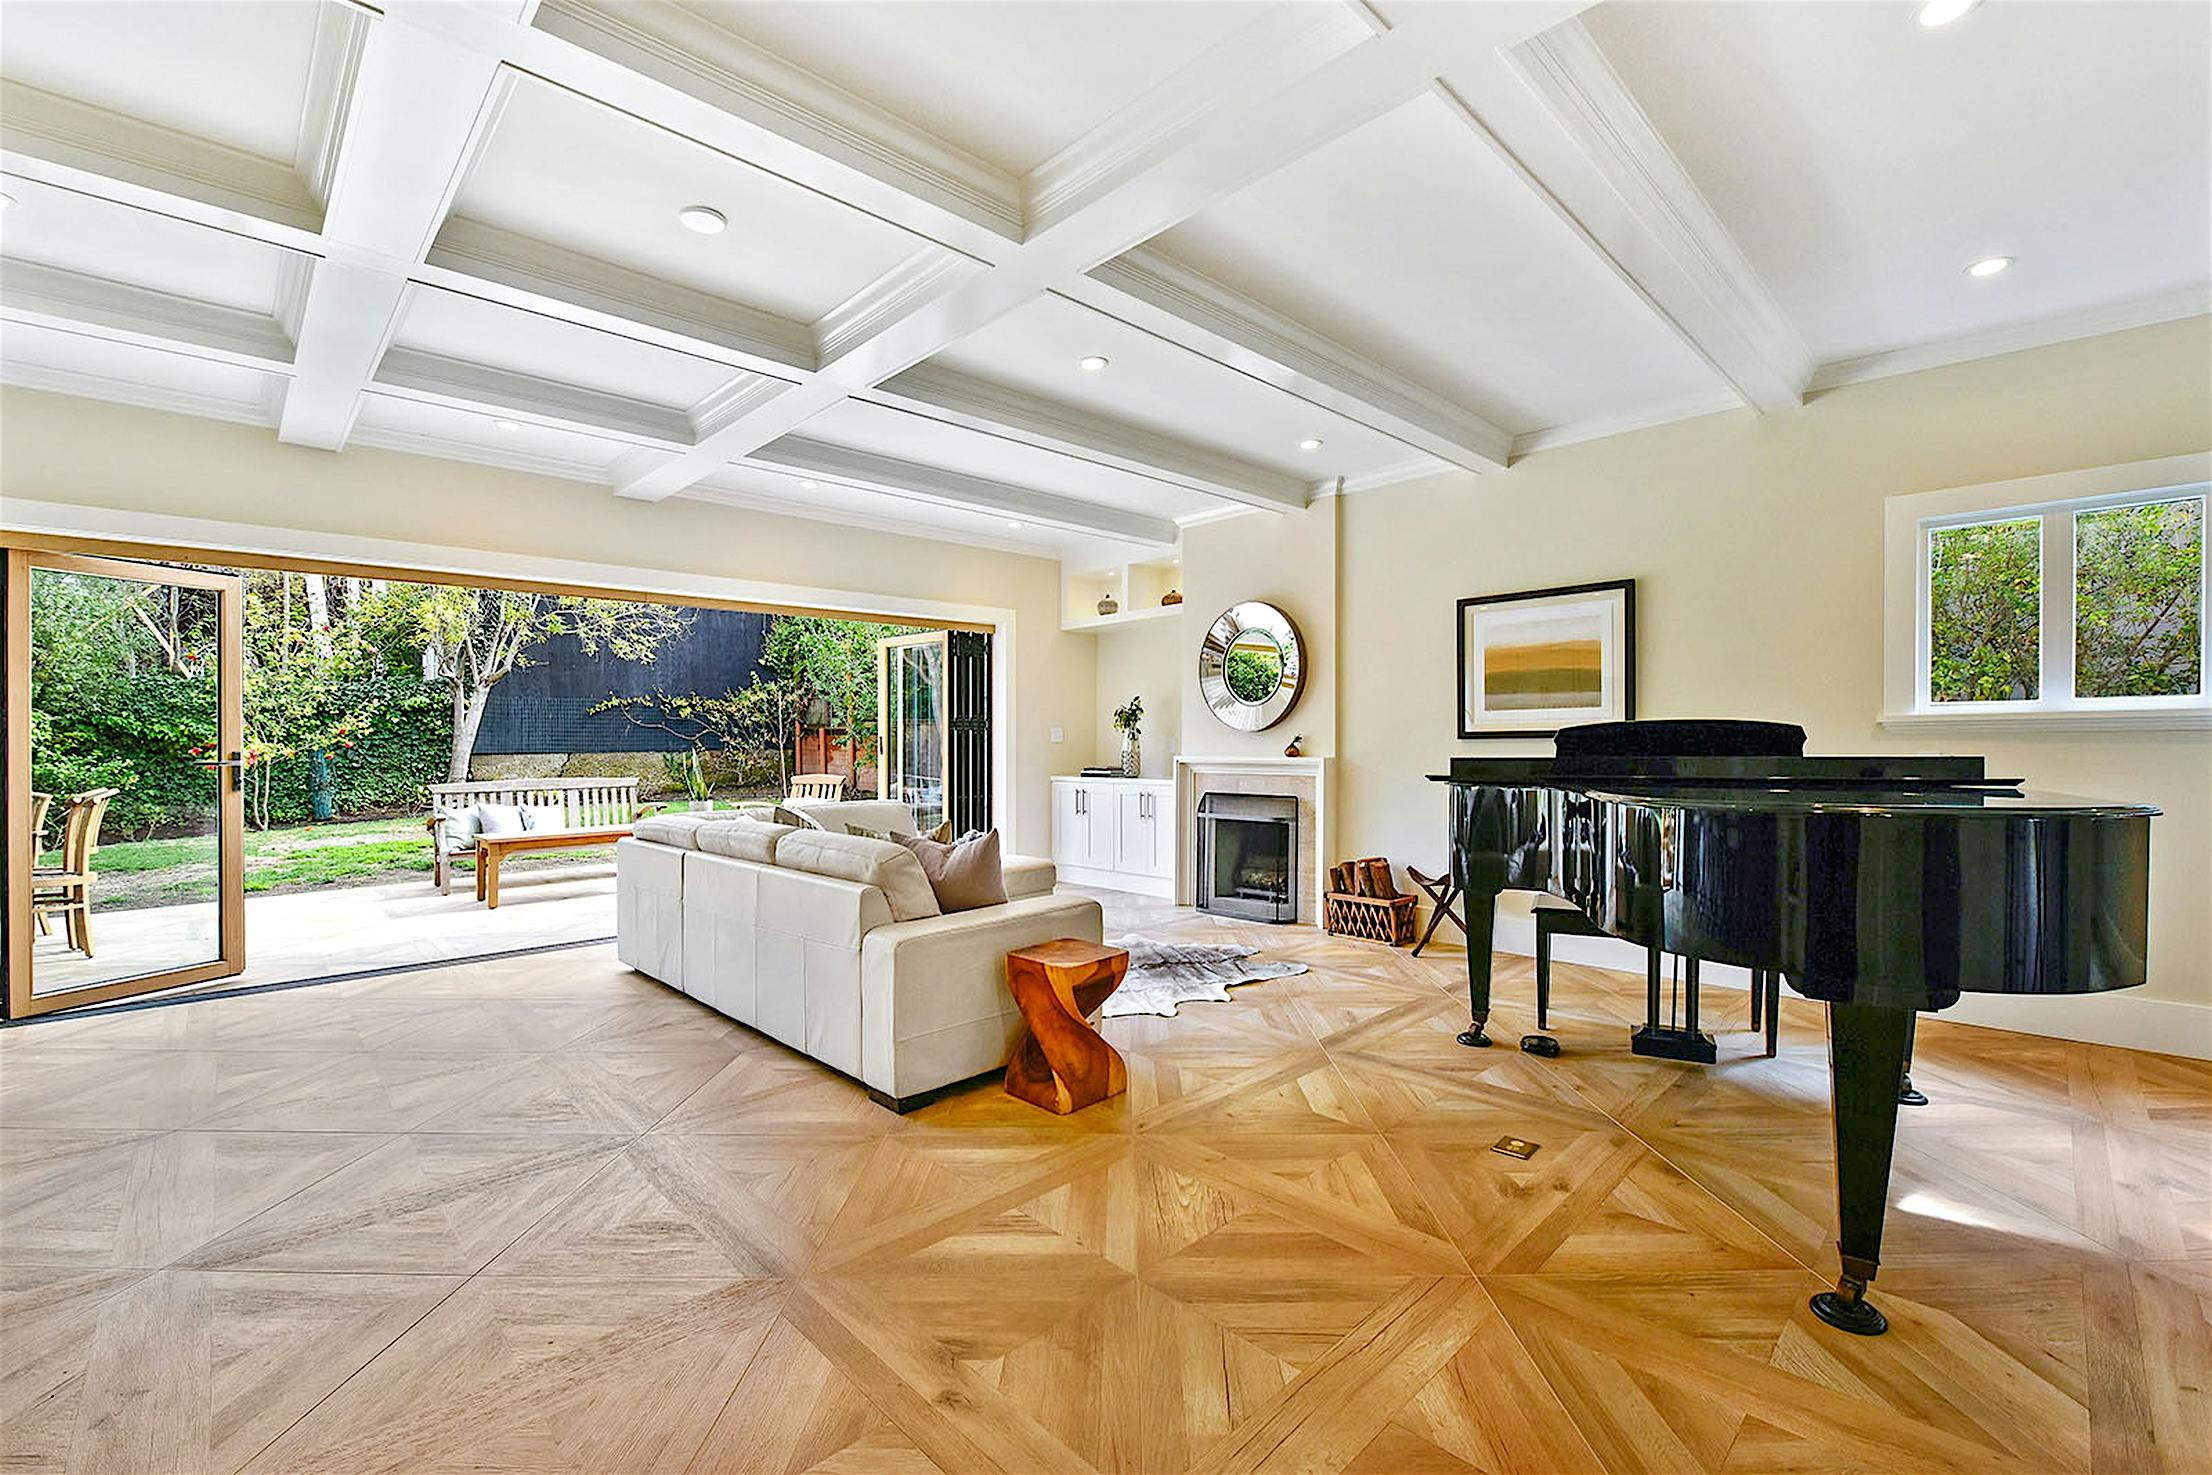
(195, 751, 247, 792)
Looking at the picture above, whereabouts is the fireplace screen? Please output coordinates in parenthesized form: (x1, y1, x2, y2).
(1195, 792, 1299, 924)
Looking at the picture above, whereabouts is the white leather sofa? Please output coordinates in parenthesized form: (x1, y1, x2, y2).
(616, 810, 1101, 1109)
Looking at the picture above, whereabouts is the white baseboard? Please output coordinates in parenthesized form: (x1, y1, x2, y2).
(1489, 915, 2211, 1061)
(1058, 864, 1174, 899)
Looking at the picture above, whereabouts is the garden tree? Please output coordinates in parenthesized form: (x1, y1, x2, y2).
(761, 615, 920, 760)
(238, 571, 383, 829)
(368, 584, 690, 781)
(2074, 498, 2204, 697)
(590, 676, 801, 791)
(1928, 518, 2040, 702)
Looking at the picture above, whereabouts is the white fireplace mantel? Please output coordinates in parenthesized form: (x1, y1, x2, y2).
(1172, 754, 1333, 921)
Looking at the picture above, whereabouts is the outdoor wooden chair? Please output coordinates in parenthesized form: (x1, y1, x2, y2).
(30, 792, 53, 855)
(33, 787, 119, 957)
(788, 773, 846, 801)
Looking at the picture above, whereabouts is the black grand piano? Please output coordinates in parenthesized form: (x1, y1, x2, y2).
(1434, 720, 2156, 1336)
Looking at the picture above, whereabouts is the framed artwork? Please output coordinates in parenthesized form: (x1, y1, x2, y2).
(1456, 579, 1636, 738)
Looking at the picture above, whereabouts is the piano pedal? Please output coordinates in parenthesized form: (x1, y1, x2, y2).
(1630, 1025, 1717, 1064)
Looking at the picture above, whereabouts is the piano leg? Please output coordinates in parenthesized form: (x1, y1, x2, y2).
(1456, 887, 1496, 1047)
(1811, 1001, 1914, 1336)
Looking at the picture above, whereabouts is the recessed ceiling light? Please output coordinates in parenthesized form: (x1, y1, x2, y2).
(1007, 520, 1023, 529)
(1078, 355, 1109, 372)
(677, 205, 726, 235)
(1964, 255, 2013, 278)
(798, 479, 818, 489)
(1298, 437, 1324, 452)
(1916, 0, 1980, 26)
(494, 419, 521, 432)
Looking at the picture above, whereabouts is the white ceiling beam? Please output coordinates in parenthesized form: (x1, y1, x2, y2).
(1470, 17, 1812, 412)
(614, 3, 1586, 503)
(373, 346, 696, 447)
(745, 437, 1180, 547)
(276, 7, 522, 449)
(868, 364, 1312, 512)
(1073, 252, 1514, 473)
(0, 260, 297, 375)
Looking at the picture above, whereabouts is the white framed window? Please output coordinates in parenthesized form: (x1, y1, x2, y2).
(1882, 452, 2210, 732)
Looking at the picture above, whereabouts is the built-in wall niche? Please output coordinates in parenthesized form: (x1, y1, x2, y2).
(1061, 554, 1184, 632)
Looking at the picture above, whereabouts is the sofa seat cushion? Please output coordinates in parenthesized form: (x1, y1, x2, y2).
(775, 828, 941, 922)
(781, 798, 920, 837)
(633, 812, 718, 848)
(1000, 855, 1056, 900)
(695, 817, 793, 864)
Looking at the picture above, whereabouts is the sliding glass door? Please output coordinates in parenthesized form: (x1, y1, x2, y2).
(5, 549, 246, 1017)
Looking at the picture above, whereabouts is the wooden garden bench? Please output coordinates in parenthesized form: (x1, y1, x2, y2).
(426, 777, 653, 894)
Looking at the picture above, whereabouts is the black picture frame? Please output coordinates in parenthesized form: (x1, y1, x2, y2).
(1455, 579, 1637, 739)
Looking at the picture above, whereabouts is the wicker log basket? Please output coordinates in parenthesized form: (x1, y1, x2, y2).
(1324, 858, 1416, 946)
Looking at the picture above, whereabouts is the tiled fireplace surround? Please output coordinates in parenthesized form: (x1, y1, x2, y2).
(1172, 756, 1332, 926)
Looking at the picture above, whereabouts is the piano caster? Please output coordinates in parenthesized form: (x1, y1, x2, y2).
(1898, 1075, 1929, 1107)
(1809, 1277, 1889, 1337)
(1456, 1022, 1494, 1048)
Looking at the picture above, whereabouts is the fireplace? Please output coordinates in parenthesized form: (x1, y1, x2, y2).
(1194, 792, 1300, 924)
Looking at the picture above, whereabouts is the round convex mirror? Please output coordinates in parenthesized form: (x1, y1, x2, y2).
(1198, 601, 1304, 731)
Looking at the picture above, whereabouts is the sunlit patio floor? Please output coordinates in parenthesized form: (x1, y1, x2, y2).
(29, 862, 617, 1002)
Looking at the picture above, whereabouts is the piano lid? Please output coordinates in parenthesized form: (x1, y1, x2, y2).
(1438, 754, 2007, 787)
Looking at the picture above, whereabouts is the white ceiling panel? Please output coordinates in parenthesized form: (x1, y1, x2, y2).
(448, 76, 938, 327)
(0, 176, 299, 315)
(674, 1, 1270, 177)
(1151, 92, 1727, 437)
(0, 0, 320, 163)
(924, 291, 1429, 480)
(351, 391, 644, 479)
(1585, 0, 2212, 362)
(391, 285, 752, 411)
(0, 319, 277, 418)
(790, 398, 1213, 524)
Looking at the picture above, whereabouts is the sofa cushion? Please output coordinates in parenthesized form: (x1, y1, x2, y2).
(781, 798, 920, 837)
(894, 828, 1007, 913)
(775, 828, 941, 922)
(632, 812, 717, 848)
(695, 817, 792, 864)
(1000, 855, 1056, 900)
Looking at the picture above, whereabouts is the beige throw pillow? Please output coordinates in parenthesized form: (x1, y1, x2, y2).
(894, 828, 1007, 913)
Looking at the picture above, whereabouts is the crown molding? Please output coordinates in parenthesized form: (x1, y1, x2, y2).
(1509, 387, 1744, 459)
(347, 406, 628, 484)
(1808, 289, 2211, 393)
(1078, 253, 1512, 473)
(0, 356, 281, 429)
(1328, 455, 1455, 496)
(521, 0, 1022, 249)
(0, 82, 325, 242)
(1023, 3, 1366, 237)
(0, 259, 300, 374)
(871, 363, 1310, 512)
(374, 346, 695, 446)
(294, 0, 374, 207)
(814, 248, 980, 367)
(423, 216, 818, 374)
(686, 374, 793, 442)
(1500, 18, 1811, 413)
(748, 436, 1180, 546)
(679, 480, 1060, 560)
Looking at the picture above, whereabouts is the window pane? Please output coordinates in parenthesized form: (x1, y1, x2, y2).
(2075, 495, 2205, 698)
(1928, 517, 2040, 702)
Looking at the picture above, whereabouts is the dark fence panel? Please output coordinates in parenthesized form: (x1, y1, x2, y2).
(476, 608, 770, 754)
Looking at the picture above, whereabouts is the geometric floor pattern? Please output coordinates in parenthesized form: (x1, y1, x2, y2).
(1, 891, 2205, 1474)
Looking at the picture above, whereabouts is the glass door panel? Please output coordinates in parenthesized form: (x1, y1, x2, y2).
(878, 633, 947, 835)
(6, 550, 245, 1017)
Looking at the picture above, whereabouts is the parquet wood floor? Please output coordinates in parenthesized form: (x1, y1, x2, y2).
(1, 895, 2205, 1474)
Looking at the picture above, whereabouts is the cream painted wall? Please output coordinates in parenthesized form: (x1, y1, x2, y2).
(1335, 317, 2211, 1025)
(0, 388, 1097, 860)
(1093, 614, 1185, 777)
(1177, 498, 1339, 761)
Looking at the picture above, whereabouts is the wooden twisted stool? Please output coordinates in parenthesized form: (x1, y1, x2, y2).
(1003, 939, 1130, 1114)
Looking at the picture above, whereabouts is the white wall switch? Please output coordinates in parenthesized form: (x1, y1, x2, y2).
(1049, 726, 1064, 743)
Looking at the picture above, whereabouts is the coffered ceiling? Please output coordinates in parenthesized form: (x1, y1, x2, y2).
(3, 0, 2205, 560)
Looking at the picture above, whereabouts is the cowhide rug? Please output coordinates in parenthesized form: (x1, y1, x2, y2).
(1099, 936, 1309, 1019)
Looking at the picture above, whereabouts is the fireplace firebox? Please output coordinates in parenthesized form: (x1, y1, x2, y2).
(1195, 792, 1299, 924)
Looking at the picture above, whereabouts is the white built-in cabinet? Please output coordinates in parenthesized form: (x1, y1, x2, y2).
(1050, 777, 1174, 896)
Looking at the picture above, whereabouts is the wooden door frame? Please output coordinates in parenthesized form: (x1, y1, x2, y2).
(5, 548, 247, 1018)
(875, 631, 949, 813)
